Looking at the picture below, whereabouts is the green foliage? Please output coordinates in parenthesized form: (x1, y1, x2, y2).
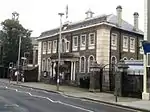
(0, 19, 33, 66)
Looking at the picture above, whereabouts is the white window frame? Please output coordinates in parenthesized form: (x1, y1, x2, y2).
(88, 33, 95, 49)
(139, 39, 143, 54)
(130, 37, 135, 53)
(47, 41, 52, 54)
(111, 33, 117, 50)
(66, 41, 70, 52)
(123, 36, 128, 52)
(80, 34, 86, 50)
(88, 55, 95, 72)
(73, 36, 78, 51)
(42, 42, 47, 54)
(42, 58, 46, 71)
(80, 56, 86, 73)
(53, 40, 57, 53)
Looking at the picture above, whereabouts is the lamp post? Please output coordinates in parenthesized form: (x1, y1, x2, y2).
(57, 13, 64, 91)
(17, 34, 22, 84)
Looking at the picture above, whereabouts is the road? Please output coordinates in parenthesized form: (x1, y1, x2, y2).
(0, 82, 139, 112)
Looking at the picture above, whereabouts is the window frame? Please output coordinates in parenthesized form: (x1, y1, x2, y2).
(80, 56, 86, 73)
(111, 33, 117, 50)
(72, 36, 78, 51)
(53, 40, 57, 53)
(88, 55, 95, 73)
(42, 42, 47, 54)
(80, 34, 86, 50)
(47, 41, 52, 54)
(123, 36, 128, 52)
(42, 58, 46, 71)
(130, 37, 135, 52)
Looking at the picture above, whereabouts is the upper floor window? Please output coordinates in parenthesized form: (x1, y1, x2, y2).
(73, 36, 78, 51)
(80, 34, 86, 50)
(88, 33, 95, 49)
(66, 41, 70, 52)
(47, 41, 52, 54)
(139, 39, 143, 54)
(130, 37, 135, 52)
(42, 42, 47, 54)
(62, 39, 66, 53)
(111, 33, 117, 50)
(53, 40, 57, 53)
(123, 36, 128, 52)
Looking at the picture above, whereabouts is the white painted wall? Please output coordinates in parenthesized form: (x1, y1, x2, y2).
(38, 41, 42, 81)
(96, 26, 111, 68)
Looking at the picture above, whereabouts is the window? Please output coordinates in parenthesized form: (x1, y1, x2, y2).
(130, 58, 134, 60)
(123, 57, 128, 60)
(88, 55, 95, 72)
(111, 33, 117, 50)
(80, 56, 86, 73)
(62, 39, 66, 53)
(48, 41, 52, 54)
(53, 40, 57, 53)
(42, 42, 47, 54)
(42, 58, 46, 71)
(111, 56, 117, 71)
(88, 33, 95, 49)
(47, 58, 51, 72)
(130, 37, 135, 52)
(123, 36, 128, 52)
(66, 41, 70, 52)
(80, 34, 86, 50)
(73, 36, 78, 51)
(139, 39, 143, 54)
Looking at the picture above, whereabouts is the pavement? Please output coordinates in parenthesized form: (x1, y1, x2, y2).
(0, 79, 150, 112)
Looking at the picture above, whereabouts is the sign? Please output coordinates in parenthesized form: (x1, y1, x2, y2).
(142, 41, 150, 54)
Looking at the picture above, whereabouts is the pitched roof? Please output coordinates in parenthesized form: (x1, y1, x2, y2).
(38, 14, 143, 40)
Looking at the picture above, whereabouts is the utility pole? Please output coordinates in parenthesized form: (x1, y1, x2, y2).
(57, 13, 64, 91)
(17, 34, 21, 84)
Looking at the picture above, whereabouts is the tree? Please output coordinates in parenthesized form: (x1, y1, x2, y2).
(0, 19, 33, 67)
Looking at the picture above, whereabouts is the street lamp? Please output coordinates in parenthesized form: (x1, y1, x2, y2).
(57, 13, 64, 91)
(17, 34, 22, 84)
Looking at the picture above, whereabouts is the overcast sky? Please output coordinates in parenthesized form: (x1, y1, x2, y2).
(0, 0, 144, 37)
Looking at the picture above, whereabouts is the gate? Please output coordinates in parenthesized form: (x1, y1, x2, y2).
(100, 64, 116, 93)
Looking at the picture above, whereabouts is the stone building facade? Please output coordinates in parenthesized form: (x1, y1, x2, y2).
(37, 6, 144, 85)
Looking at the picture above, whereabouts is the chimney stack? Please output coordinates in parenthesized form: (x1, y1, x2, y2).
(116, 5, 122, 27)
(133, 12, 139, 31)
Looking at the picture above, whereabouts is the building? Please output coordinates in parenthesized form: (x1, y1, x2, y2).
(37, 6, 144, 86)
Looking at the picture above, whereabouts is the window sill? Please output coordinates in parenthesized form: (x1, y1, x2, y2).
(130, 49, 135, 53)
(88, 45, 95, 49)
(123, 48, 128, 52)
(80, 46, 86, 50)
(111, 46, 117, 50)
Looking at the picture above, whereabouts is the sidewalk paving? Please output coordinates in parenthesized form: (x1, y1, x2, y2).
(0, 79, 150, 111)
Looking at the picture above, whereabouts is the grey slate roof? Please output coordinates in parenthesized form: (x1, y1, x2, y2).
(39, 14, 143, 39)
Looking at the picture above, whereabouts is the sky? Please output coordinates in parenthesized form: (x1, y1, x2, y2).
(0, 0, 144, 37)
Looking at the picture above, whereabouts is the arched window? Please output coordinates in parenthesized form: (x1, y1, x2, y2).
(42, 58, 46, 71)
(111, 56, 117, 71)
(80, 56, 86, 73)
(130, 58, 134, 60)
(111, 56, 117, 64)
(123, 57, 128, 60)
(88, 55, 95, 72)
